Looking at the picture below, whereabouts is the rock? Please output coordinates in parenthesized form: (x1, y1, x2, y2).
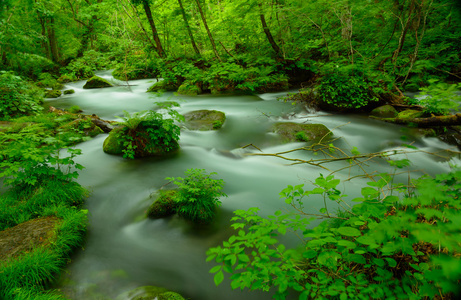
(147, 190, 179, 219)
(183, 110, 226, 130)
(102, 126, 126, 155)
(147, 80, 179, 93)
(115, 286, 168, 300)
(91, 118, 115, 133)
(103, 123, 180, 158)
(83, 76, 113, 89)
(370, 105, 398, 118)
(158, 292, 185, 300)
(0, 216, 60, 263)
(57, 74, 75, 83)
(63, 89, 75, 95)
(273, 122, 332, 142)
(61, 117, 104, 137)
(177, 81, 202, 96)
(45, 89, 62, 98)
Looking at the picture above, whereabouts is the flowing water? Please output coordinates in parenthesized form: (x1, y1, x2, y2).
(49, 71, 460, 300)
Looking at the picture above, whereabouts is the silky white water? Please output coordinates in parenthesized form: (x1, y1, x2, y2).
(49, 71, 460, 299)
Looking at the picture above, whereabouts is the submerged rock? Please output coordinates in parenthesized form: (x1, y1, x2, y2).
(370, 105, 398, 118)
(183, 110, 226, 130)
(63, 89, 75, 95)
(273, 122, 332, 142)
(83, 76, 113, 89)
(396, 109, 425, 120)
(115, 286, 185, 300)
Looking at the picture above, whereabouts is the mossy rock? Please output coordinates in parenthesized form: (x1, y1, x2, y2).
(147, 80, 179, 93)
(45, 89, 62, 98)
(83, 76, 113, 89)
(102, 126, 126, 155)
(177, 81, 202, 96)
(103, 125, 180, 158)
(115, 286, 169, 300)
(397, 109, 425, 120)
(60, 118, 104, 137)
(273, 122, 332, 142)
(158, 292, 185, 300)
(370, 105, 398, 118)
(183, 110, 226, 130)
(57, 74, 76, 83)
(63, 89, 75, 95)
(147, 190, 179, 219)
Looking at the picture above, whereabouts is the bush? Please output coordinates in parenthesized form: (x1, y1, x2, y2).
(166, 169, 227, 223)
(0, 71, 43, 119)
(418, 79, 461, 115)
(317, 66, 379, 110)
(207, 170, 461, 299)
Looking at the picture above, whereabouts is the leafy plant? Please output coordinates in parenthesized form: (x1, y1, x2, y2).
(418, 79, 461, 115)
(207, 169, 461, 299)
(166, 169, 227, 223)
(0, 71, 43, 119)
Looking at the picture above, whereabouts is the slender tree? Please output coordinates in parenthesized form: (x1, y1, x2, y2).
(178, 0, 200, 56)
(132, 0, 165, 58)
(194, 0, 220, 60)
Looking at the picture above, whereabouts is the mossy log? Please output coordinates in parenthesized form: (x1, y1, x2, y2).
(376, 113, 461, 127)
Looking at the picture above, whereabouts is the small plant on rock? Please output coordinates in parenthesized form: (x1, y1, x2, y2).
(166, 169, 227, 224)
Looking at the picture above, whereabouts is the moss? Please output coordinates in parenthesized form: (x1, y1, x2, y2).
(254, 78, 290, 93)
(158, 292, 185, 300)
(147, 190, 179, 219)
(102, 126, 126, 155)
(183, 110, 226, 130)
(44, 90, 62, 98)
(83, 76, 113, 89)
(57, 74, 76, 83)
(397, 109, 425, 120)
(370, 105, 398, 118)
(177, 81, 202, 96)
(273, 122, 332, 142)
(147, 80, 178, 93)
(115, 286, 169, 300)
(63, 89, 75, 95)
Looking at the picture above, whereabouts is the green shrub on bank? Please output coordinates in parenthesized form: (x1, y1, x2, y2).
(0, 71, 43, 119)
(207, 169, 461, 299)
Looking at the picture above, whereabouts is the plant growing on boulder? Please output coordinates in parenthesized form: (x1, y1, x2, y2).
(166, 169, 227, 224)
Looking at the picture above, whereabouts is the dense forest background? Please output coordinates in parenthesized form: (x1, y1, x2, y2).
(1, 0, 460, 97)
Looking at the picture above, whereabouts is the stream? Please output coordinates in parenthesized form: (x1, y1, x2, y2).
(47, 71, 460, 300)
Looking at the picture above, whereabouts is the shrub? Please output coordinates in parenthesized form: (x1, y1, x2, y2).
(0, 71, 43, 119)
(207, 170, 461, 299)
(166, 169, 227, 223)
(418, 79, 461, 115)
(317, 66, 379, 110)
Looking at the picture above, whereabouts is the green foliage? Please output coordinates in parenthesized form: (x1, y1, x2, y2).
(207, 169, 461, 299)
(115, 109, 182, 159)
(317, 65, 380, 110)
(166, 169, 227, 223)
(0, 71, 43, 119)
(61, 50, 113, 80)
(417, 79, 461, 115)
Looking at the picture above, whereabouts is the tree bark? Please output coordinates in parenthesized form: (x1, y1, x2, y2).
(378, 113, 461, 127)
(47, 17, 60, 63)
(194, 0, 220, 61)
(142, 0, 165, 58)
(258, 3, 282, 58)
(178, 0, 200, 56)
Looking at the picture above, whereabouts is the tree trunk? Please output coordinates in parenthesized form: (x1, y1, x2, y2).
(47, 17, 60, 63)
(142, 0, 165, 58)
(379, 113, 461, 127)
(178, 0, 200, 55)
(37, 16, 50, 59)
(258, 3, 282, 58)
(194, 0, 220, 61)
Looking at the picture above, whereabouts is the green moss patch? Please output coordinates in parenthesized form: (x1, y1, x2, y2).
(147, 190, 179, 219)
(183, 110, 226, 130)
(115, 286, 185, 300)
(177, 81, 202, 96)
(83, 76, 113, 89)
(273, 122, 332, 142)
(147, 80, 179, 93)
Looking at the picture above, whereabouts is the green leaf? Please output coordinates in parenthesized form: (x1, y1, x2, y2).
(336, 227, 361, 237)
(214, 270, 224, 286)
(210, 265, 222, 274)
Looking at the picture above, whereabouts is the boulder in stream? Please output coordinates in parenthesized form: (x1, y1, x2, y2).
(183, 110, 226, 130)
(45, 89, 62, 98)
(273, 122, 332, 142)
(83, 76, 113, 89)
(370, 105, 398, 118)
(147, 80, 179, 93)
(115, 286, 185, 300)
(147, 190, 179, 219)
(177, 81, 202, 96)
